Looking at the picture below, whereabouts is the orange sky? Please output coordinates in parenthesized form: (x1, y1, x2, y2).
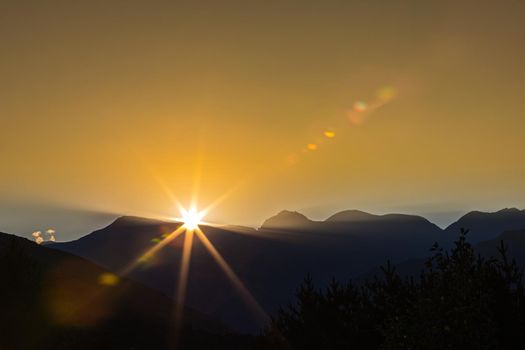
(1, 0, 524, 237)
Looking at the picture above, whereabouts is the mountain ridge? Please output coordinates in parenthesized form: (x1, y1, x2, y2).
(257, 208, 524, 236)
(36, 207, 525, 244)
(48, 207, 525, 332)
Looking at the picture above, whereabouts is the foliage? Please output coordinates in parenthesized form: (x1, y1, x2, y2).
(259, 229, 525, 349)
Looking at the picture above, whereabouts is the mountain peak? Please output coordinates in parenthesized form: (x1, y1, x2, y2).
(497, 208, 521, 214)
(451, 208, 524, 224)
(260, 210, 311, 230)
(325, 210, 377, 222)
(444, 208, 525, 244)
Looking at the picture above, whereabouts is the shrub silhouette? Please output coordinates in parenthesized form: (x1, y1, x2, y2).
(259, 229, 525, 349)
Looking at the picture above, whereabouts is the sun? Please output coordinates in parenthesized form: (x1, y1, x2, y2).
(180, 207, 205, 230)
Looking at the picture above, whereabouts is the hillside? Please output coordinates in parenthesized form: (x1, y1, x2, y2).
(0, 232, 246, 350)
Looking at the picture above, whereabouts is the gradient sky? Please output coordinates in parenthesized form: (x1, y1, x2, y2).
(1, 0, 524, 239)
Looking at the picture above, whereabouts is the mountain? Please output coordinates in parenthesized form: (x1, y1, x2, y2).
(325, 209, 381, 222)
(443, 208, 525, 246)
(0, 231, 246, 350)
(49, 208, 525, 333)
(260, 210, 313, 230)
(50, 211, 442, 332)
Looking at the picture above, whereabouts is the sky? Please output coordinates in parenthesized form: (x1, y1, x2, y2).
(1, 0, 525, 240)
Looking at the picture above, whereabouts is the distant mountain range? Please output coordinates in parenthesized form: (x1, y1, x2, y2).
(0, 232, 246, 350)
(47, 208, 525, 333)
(262, 208, 525, 247)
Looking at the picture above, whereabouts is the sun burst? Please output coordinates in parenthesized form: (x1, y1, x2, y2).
(180, 206, 206, 230)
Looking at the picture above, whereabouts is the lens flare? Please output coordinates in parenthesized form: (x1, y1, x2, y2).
(348, 111, 365, 125)
(123, 225, 186, 274)
(353, 100, 367, 112)
(307, 143, 318, 151)
(377, 85, 396, 102)
(114, 159, 267, 345)
(286, 154, 299, 165)
(98, 273, 119, 286)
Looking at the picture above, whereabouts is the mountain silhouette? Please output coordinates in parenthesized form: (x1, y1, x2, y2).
(47, 210, 432, 331)
(443, 208, 525, 245)
(325, 209, 381, 222)
(260, 210, 312, 230)
(0, 231, 245, 350)
(49, 208, 525, 333)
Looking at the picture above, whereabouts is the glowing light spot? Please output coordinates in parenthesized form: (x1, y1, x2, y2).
(307, 143, 318, 151)
(353, 100, 367, 112)
(46, 229, 56, 242)
(377, 86, 396, 102)
(98, 273, 119, 286)
(32, 231, 44, 244)
(181, 207, 205, 230)
(151, 238, 161, 244)
(347, 110, 365, 125)
(324, 131, 335, 138)
(32, 229, 57, 243)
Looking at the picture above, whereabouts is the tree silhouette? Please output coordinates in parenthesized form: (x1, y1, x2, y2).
(259, 229, 525, 349)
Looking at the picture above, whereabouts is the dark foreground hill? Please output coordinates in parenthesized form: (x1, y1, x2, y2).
(50, 208, 525, 332)
(0, 232, 248, 350)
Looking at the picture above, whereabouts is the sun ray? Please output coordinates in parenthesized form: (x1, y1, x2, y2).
(194, 227, 269, 324)
(198, 222, 301, 242)
(199, 182, 245, 218)
(190, 164, 202, 211)
(190, 135, 208, 211)
(173, 229, 195, 338)
(153, 173, 183, 212)
(135, 153, 185, 213)
(121, 225, 186, 275)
